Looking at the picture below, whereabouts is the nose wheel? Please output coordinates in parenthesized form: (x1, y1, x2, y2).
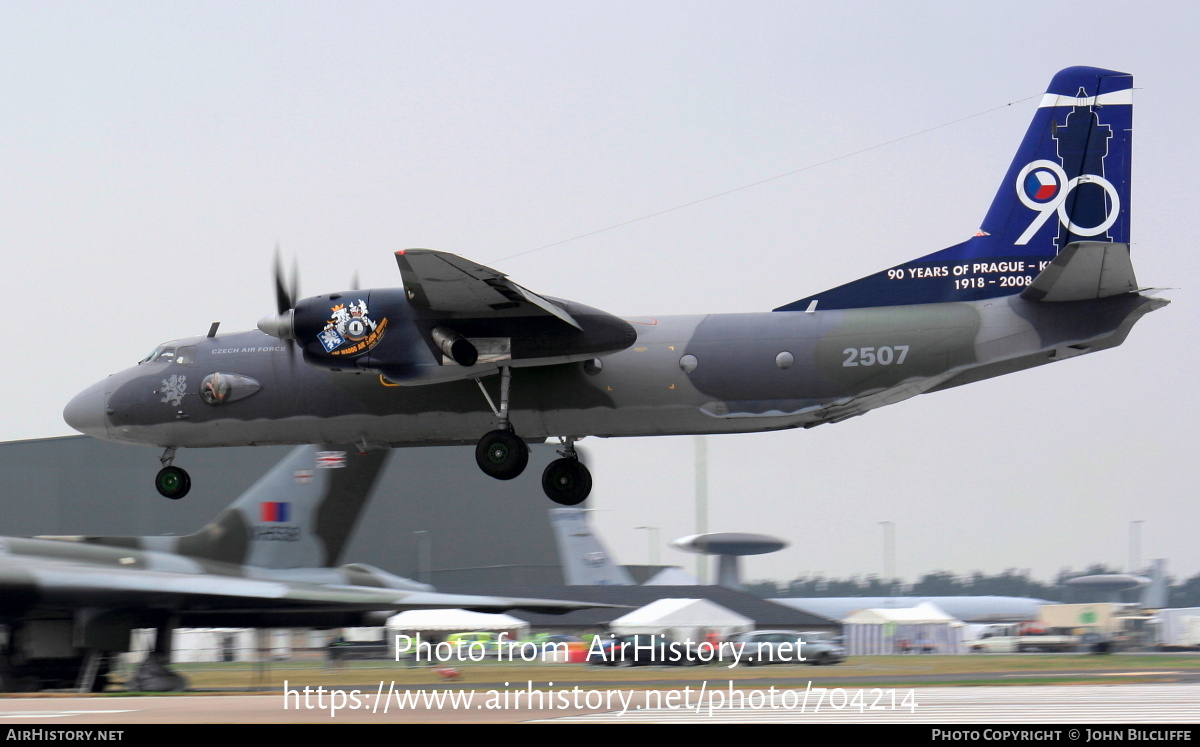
(155, 448, 191, 499)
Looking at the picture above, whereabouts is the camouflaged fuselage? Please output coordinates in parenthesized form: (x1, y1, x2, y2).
(73, 292, 1164, 451)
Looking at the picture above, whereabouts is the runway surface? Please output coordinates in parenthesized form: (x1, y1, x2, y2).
(0, 683, 1197, 724)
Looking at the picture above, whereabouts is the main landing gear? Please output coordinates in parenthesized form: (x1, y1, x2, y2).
(475, 428, 528, 480)
(155, 447, 190, 500)
(472, 367, 593, 505)
(473, 367, 529, 481)
(542, 437, 591, 506)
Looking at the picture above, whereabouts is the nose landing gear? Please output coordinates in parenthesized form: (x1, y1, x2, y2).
(155, 447, 190, 500)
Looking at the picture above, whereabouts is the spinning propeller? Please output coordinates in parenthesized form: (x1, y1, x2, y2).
(257, 247, 299, 345)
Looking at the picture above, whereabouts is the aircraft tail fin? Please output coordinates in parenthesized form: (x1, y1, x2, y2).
(549, 508, 635, 585)
(1140, 559, 1168, 609)
(171, 445, 390, 569)
(776, 66, 1134, 312)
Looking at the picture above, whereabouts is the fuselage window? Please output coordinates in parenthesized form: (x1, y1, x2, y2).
(175, 346, 196, 365)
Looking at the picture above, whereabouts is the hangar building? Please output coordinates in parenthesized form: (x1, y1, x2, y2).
(0, 435, 565, 586)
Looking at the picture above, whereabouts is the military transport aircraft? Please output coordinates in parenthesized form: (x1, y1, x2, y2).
(0, 444, 605, 692)
(64, 66, 1166, 505)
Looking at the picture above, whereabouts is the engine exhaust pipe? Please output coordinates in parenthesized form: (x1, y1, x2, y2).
(430, 327, 478, 367)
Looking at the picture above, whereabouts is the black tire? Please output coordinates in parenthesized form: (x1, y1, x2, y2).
(475, 430, 529, 480)
(155, 466, 191, 499)
(90, 673, 109, 693)
(541, 458, 592, 505)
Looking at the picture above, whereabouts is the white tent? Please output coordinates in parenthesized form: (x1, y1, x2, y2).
(386, 609, 529, 633)
(843, 602, 965, 655)
(609, 598, 753, 640)
(129, 628, 282, 663)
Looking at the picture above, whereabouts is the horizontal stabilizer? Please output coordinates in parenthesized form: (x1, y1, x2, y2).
(1020, 242, 1138, 302)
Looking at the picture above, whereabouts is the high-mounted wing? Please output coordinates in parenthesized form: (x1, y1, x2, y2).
(264, 249, 636, 386)
(395, 249, 582, 329)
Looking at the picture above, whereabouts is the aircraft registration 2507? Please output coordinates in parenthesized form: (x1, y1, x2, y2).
(64, 66, 1167, 505)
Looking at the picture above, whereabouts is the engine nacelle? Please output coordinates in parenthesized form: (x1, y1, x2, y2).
(286, 287, 636, 384)
(292, 288, 431, 373)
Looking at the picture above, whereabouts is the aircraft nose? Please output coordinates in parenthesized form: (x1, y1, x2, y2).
(63, 381, 109, 438)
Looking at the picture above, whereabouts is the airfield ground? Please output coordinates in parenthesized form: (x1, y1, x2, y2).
(69, 653, 1200, 694)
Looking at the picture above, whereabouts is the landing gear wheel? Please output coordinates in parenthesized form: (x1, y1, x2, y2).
(541, 457, 592, 505)
(155, 466, 191, 499)
(475, 429, 529, 480)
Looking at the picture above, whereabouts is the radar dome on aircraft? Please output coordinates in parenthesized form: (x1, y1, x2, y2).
(1065, 573, 1150, 603)
(1065, 574, 1150, 592)
(672, 533, 788, 556)
(671, 532, 788, 589)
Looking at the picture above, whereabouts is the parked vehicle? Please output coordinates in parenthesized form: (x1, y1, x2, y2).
(727, 630, 845, 666)
(586, 635, 707, 666)
(969, 623, 1078, 653)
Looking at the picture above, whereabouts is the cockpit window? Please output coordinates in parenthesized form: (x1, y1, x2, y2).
(142, 347, 177, 364)
(138, 345, 193, 364)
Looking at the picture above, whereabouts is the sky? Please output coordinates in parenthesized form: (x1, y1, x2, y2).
(2, 1, 1197, 588)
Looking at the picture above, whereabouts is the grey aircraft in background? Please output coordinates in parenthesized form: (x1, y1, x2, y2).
(0, 445, 607, 693)
(64, 67, 1166, 505)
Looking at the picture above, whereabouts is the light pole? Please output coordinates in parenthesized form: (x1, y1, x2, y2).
(879, 521, 895, 596)
(1129, 520, 1144, 574)
(695, 436, 708, 584)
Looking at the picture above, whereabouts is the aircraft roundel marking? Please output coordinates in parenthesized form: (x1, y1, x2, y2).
(1015, 160, 1069, 213)
(1024, 169, 1060, 202)
(1013, 159, 1121, 245)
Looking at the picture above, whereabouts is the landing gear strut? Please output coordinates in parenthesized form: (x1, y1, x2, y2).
(155, 447, 190, 500)
(126, 624, 187, 692)
(542, 437, 592, 505)
(473, 367, 529, 481)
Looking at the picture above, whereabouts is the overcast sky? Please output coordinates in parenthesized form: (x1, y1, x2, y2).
(2, 1, 1196, 587)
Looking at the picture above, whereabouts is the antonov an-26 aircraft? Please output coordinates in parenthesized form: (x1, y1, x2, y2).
(65, 67, 1166, 505)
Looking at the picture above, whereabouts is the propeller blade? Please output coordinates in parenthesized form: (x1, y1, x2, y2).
(273, 244, 293, 315)
(290, 255, 300, 310)
(261, 244, 298, 342)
